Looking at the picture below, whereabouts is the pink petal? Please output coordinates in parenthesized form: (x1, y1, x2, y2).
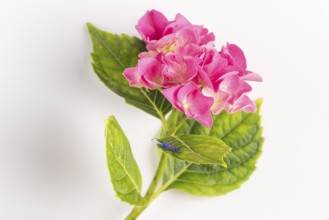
(194, 110, 213, 128)
(187, 89, 214, 116)
(221, 43, 247, 70)
(197, 67, 214, 90)
(123, 67, 142, 87)
(161, 86, 182, 111)
(138, 56, 164, 89)
(163, 13, 191, 35)
(135, 9, 169, 42)
(199, 32, 215, 45)
(177, 81, 198, 103)
(192, 25, 215, 45)
(204, 53, 228, 80)
(200, 45, 217, 65)
(183, 58, 198, 81)
(163, 82, 214, 128)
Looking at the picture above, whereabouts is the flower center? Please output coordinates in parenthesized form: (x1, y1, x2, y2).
(157, 41, 176, 53)
(182, 98, 189, 110)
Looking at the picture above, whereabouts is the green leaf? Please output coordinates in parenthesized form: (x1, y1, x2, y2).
(87, 23, 171, 119)
(157, 135, 230, 167)
(162, 99, 264, 196)
(105, 116, 146, 206)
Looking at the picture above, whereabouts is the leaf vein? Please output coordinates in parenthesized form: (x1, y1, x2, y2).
(91, 29, 126, 69)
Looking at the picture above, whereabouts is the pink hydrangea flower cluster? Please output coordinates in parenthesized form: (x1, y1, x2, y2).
(123, 10, 262, 128)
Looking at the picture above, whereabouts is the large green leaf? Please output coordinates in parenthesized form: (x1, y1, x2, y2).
(162, 99, 264, 196)
(105, 116, 146, 206)
(157, 135, 230, 167)
(87, 23, 171, 118)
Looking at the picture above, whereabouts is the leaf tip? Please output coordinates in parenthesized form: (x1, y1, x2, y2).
(219, 142, 232, 168)
(105, 115, 116, 126)
(221, 152, 230, 168)
(252, 98, 264, 114)
(86, 22, 94, 30)
(86, 22, 99, 38)
(256, 98, 263, 108)
(86, 22, 96, 40)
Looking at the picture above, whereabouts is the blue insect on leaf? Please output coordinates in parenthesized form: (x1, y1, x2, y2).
(158, 142, 179, 153)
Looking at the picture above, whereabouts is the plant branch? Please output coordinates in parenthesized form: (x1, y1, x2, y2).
(125, 112, 170, 220)
(125, 153, 168, 220)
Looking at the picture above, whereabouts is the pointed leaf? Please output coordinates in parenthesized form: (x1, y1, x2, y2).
(157, 135, 231, 167)
(162, 99, 264, 196)
(87, 23, 171, 118)
(105, 116, 146, 206)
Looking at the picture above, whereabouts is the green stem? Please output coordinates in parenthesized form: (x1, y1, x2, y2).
(125, 153, 168, 220)
(174, 116, 189, 133)
(153, 163, 191, 198)
(145, 153, 168, 201)
(140, 88, 168, 134)
(125, 109, 181, 219)
(126, 162, 191, 220)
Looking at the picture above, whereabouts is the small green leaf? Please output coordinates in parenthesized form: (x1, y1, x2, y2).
(105, 116, 146, 206)
(161, 99, 264, 196)
(87, 23, 171, 119)
(157, 135, 231, 167)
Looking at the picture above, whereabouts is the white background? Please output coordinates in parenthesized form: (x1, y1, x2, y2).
(1, 0, 328, 219)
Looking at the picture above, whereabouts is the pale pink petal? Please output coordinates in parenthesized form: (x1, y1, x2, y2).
(175, 29, 198, 46)
(218, 71, 239, 80)
(219, 75, 240, 94)
(228, 94, 256, 113)
(202, 87, 229, 114)
(138, 51, 157, 59)
(162, 55, 197, 85)
(176, 43, 203, 58)
(147, 34, 175, 51)
(192, 25, 215, 45)
(241, 71, 263, 82)
(213, 91, 230, 114)
(219, 75, 252, 99)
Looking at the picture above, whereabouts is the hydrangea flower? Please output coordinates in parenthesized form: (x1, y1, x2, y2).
(123, 9, 262, 128)
(162, 82, 214, 128)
